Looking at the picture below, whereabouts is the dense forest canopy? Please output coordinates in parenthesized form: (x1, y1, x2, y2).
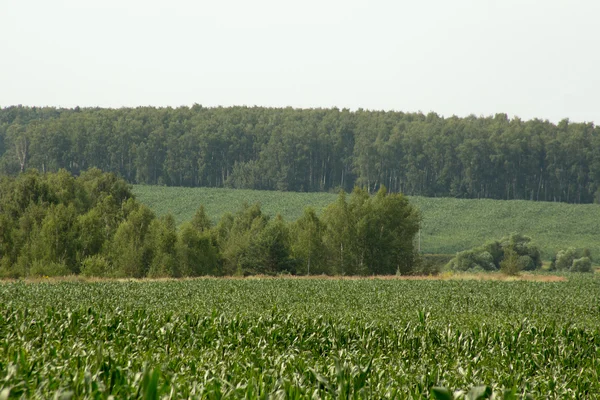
(1, 105, 598, 203)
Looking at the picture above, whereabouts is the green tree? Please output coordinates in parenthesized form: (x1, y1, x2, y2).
(363, 186, 420, 274)
(322, 187, 420, 275)
(290, 208, 327, 275)
(36, 203, 79, 273)
(500, 245, 521, 276)
(217, 203, 269, 275)
(76, 207, 105, 261)
(322, 191, 355, 275)
(0, 214, 15, 276)
(176, 223, 221, 276)
(246, 215, 295, 275)
(147, 215, 179, 278)
(109, 203, 155, 278)
(191, 205, 212, 232)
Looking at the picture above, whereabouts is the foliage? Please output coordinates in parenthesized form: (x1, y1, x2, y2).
(500, 233, 542, 270)
(2, 106, 600, 204)
(146, 215, 179, 278)
(108, 201, 155, 278)
(29, 260, 69, 277)
(448, 250, 496, 272)
(1, 276, 600, 397)
(290, 208, 327, 275)
(0, 170, 424, 278)
(80, 255, 110, 277)
(133, 185, 600, 260)
(447, 234, 542, 273)
(176, 223, 220, 276)
(500, 246, 521, 276)
(0, 169, 136, 278)
(553, 247, 594, 272)
(0, 171, 395, 277)
(413, 254, 453, 276)
(321, 187, 420, 275)
(571, 257, 592, 273)
(212, 187, 420, 276)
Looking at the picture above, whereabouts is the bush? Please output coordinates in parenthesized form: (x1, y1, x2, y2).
(554, 248, 594, 272)
(447, 233, 542, 273)
(30, 260, 70, 277)
(482, 240, 503, 268)
(555, 247, 577, 271)
(571, 257, 592, 273)
(445, 250, 474, 272)
(446, 249, 496, 272)
(414, 254, 452, 275)
(413, 254, 443, 276)
(80, 255, 111, 277)
(517, 255, 535, 271)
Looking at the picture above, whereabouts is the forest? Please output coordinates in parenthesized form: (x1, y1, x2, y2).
(1, 105, 598, 203)
(0, 169, 420, 278)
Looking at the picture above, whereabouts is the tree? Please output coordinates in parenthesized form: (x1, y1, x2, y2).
(109, 203, 155, 278)
(366, 186, 420, 274)
(321, 186, 420, 275)
(176, 223, 221, 276)
(36, 204, 79, 273)
(217, 202, 269, 276)
(75, 207, 105, 261)
(553, 248, 593, 272)
(290, 208, 327, 275)
(1, 105, 600, 204)
(0, 214, 15, 276)
(6, 123, 28, 173)
(322, 191, 355, 275)
(247, 215, 295, 275)
(147, 215, 179, 278)
(191, 205, 212, 232)
(500, 245, 521, 276)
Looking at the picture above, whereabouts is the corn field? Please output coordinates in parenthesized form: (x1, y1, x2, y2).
(1, 276, 600, 398)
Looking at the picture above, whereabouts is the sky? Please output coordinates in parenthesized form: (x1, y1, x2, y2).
(1, 0, 599, 123)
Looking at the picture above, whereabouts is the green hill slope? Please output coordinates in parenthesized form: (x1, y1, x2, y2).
(133, 185, 600, 259)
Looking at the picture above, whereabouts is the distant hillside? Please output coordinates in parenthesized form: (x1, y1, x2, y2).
(133, 185, 600, 260)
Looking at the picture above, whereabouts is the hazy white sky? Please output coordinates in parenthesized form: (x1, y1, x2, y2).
(1, 0, 599, 123)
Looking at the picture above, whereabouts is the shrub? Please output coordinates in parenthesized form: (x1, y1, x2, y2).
(447, 233, 542, 273)
(517, 255, 535, 271)
(555, 247, 578, 271)
(571, 257, 592, 273)
(80, 255, 111, 277)
(482, 240, 504, 268)
(554, 247, 594, 272)
(503, 233, 542, 269)
(30, 260, 70, 277)
(414, 254, 452, 276)
(446, 249, 496, 272)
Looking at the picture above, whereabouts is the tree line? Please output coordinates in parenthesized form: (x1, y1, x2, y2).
(1, 105, 599, 203)
(0, 169, 420, 278)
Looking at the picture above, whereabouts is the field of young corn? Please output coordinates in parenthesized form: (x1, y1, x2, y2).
(1, 276, 600, 398)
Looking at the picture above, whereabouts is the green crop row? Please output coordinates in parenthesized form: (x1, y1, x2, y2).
(1, 276, 600, 398)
